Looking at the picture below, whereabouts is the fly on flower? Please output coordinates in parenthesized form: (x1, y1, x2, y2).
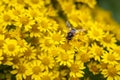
(66, 21, 86, 40)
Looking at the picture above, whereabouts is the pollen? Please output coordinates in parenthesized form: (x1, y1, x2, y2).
(31, 24, 39, 32)
(24, 49, 32, 56)
(70, 64, 79, 73)
(18, 65, 26, 74)
(20, 16, 29, 25)
(44, 40, 52, 47)
(107, 54, 115, 61)
(7, 44, 15, 51)
(32, 66, 42, 75)
(90, 65, 99, 73)
(61, 54, 69, 61)
(108, 67, 117, 77)
(41, 57, 50, 66)
(103, 35, 112, 43)
(95, 48, 102, 56)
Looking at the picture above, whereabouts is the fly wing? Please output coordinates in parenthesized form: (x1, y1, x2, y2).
(66, 21, 72, 28)
(76, 29, 86, 33)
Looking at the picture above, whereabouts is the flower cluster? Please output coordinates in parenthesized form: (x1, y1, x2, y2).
(0, 0, 120, 80)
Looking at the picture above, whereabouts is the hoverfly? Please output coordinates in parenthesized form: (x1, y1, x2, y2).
(66, 21, 86, 40)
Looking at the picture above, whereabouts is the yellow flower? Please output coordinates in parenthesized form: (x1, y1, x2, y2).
(48, 46, 63, 57)
(0, 34, 5, 48)
(88, 22, 104, 41)
(46, 5, 57, 17)
(0, 10, 13, 27)
(0, 49, 4, 64)
(67, 11, 81, 27)
(100, 32, 116, 48)
(29, 22, 41, 37)
(90, 43, 104, 61)
(1, 54, 13, 66)
(56, 50, 74, 67)
(14, 13, 34, 31)
(101, 64, 120, 80)
(88, 62, 100, 75)
(25, 0, 44, 8)
(22, 45, 36, 60)
(39, 17, 53, 32)
(76, 48, 92, 63)
(39, 37, 54, 52)
(11, 55, 24, 69)
(11, 61, 30, 80)
(27, 60, 44, 80)
(70, 61, 85, 78)
(0, 25, 6, 34)
(10, 7, 23, 20)
(8, 27, 22, 39)
(102, 51, 120, 65)
(61, 42, 74, 51)
(28, 8, 43, 18)
(17, 38, 28, 53)
(38, 53, 55, 71)
(99, 62, 108, 71)
(48, 31, 66, 45)
(3, 38, 20, 56)
(115, 31, 120, 41)
(58, 0, 75, 14)
(112, 45, 120, 56)
(70, 33, 89, 51)
(41, 71, 55, 80)
(76, 0, 96, 8)
(12, 0, 26, 8)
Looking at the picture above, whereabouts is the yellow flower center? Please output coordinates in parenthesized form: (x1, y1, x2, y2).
(41, 20, 48, 28)
(107, 54, 115, 61)
(18, 65, 26, 73)
(13, 10, 20, 16)
(90, 65, 99, 73)
(103, 35, 111, 43)
(7, 44, 15, 51)
(80, 53, 90, 63)
(41, 57, 50, 66)
(44, 40, 52, 47)
(24, 49, 32, 56)
(95, 47, 102, 56)
(3, 14, 11, 22)
(20, 16, 29, 25)
(108, 67, 117, 77)
(92, 29, 100, 37)
(12, 56, 20, 64)
(100, 63, 107, 69)
(42, 75, 50, 80)
(31, 37, 39, 45)
(61, 54, 69, 61)
(70, 64, 79, 73)
(32, 66, 42, 75)
(31, 0, 39, 4)
(61, 43, 71, 51)
(17, 0, 24, 4)
(31, 24, 39, 32)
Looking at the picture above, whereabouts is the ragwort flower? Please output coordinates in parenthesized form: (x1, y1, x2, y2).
(3, 38, 20, 56)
